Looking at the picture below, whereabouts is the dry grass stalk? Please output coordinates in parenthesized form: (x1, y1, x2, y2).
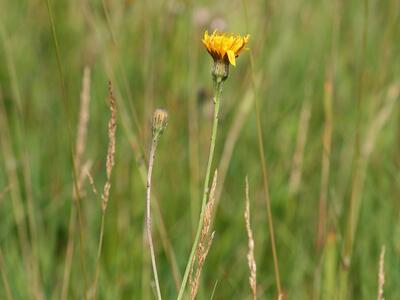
(72, 65, 91, 198)
(244, 177, 257, 300)
(0, 185, 11, 202)
(340, 83, 399, 297)
(0, 247, 13, 300)
(317, 79, 333, 250)
(101, 80, 117, 212)
(0, 86, 40, 299)
(189, 170, 218, 300)
(62, 67, 92, 300)
(377, 246, 385, 300)
(343, 83, 399, 267)
(75, 66, 91, 171)
(145, 109, 168, 300)
(246, 49, 283, 297)
(75, 160, 92, 197)
(288, 100, 311, 196)
(92, 81, 117, 299)
(239, 5, 282, 295)
(86, 169, 98, 195)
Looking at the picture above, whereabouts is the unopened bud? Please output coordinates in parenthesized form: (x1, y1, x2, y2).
(212, 60, 229, 83)
(152, 108, 168, 140)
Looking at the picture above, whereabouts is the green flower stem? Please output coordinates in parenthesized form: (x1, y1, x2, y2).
(177, 80, 223, 300)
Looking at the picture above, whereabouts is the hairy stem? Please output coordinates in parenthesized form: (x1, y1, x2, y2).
(177, 81, 223, 300)
(147, 139, 162, 300)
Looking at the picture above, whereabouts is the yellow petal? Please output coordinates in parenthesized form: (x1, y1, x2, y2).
(227, 50, 236, 66)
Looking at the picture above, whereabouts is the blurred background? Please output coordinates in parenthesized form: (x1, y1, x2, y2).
(0, 0, 400, 299)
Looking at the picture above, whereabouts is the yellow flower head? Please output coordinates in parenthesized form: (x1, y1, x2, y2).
(202, 30, 250, 67)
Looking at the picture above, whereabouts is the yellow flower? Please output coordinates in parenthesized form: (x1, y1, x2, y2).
(202, 30, 250, 67)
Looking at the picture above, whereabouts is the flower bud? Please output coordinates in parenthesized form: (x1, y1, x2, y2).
(212, 60, 229, 83)
(152, 108, 168, 140)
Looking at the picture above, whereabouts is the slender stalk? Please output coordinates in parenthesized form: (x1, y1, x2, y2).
(142, 227, 152, 300)
(0, 22, 42, 299)
(61, 208, 75, 300)
(316, 79, 333, 251)
(187, 26, 201, 236)
(81, 10, 180, 288)
(321, 232, 337, 300)
(44, 0, 89, 297)
(0, 247, 13, 300)
(92, 82, 117, 299)
(177, 81, 223, 300)
(253, 73, 282, 297)
(147, 138, 162, 300)
(377, 246, 385, 300)
(100, 0, 143, 144)
(241, 0, 282, 296)
(244, 177, 257, 300)
(338, 0, 369, 297)
(92, 213, 105, 299)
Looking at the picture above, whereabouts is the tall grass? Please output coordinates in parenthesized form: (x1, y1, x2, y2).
(0, 0, 399, 299)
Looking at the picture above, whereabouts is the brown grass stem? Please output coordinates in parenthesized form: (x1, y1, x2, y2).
(0, 185, 11, 202)
(75, 66, 91, 172)
(377, 246, 385, 300)
(0, 247, 13, 300)
(288, 100, 311, 196)
(244, 177, 257, 300)
(241, 0, 282, 296)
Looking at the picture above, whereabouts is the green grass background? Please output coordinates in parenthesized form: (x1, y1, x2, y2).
(0, 0, 400, 299)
